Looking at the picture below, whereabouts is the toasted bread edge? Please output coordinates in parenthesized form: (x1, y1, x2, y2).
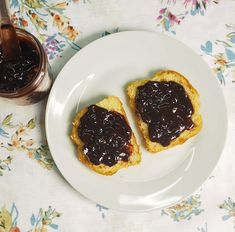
(71, 96, 141, 175)
(126, 70, 202, 153)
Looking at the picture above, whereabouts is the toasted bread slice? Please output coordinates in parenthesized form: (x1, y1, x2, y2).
(126, 70, 202, 153)
(71, 96, 141, 175)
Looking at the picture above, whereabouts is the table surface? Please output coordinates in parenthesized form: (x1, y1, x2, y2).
(0, 0, 235, 231)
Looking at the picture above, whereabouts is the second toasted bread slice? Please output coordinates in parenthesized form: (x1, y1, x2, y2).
(71, 96, 141, 175)
(126, 70, 202, 153)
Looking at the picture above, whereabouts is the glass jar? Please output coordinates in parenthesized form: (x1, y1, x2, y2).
(0, 28, 53, 105)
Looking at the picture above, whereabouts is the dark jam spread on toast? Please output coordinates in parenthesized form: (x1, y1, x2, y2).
(135, 81, 194, 146)
(78, 105, 133, 166)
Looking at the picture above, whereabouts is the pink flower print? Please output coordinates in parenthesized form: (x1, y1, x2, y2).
(168, 12, 181, 26)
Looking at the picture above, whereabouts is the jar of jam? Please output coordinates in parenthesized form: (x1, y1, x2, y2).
(0, 28, 53, 105)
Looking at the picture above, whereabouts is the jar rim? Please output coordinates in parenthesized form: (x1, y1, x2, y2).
(0, 28, 48, 98)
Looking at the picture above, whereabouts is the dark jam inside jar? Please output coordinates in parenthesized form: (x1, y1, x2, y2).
(77, 105, 133, 167)
(0, 38, 40, 93)
(135, 81, 194, 147)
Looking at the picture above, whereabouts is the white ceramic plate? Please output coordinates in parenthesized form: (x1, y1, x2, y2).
(45, 31, 227, 211)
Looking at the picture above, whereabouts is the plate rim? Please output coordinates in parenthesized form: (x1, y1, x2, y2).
(45, 30, 228, 212)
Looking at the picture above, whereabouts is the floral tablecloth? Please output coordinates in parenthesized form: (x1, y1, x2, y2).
(0, 0, 235, 231)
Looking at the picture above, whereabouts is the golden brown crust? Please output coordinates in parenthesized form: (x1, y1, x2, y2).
(71, 96, 141, 175)
(126, 70, 203, 153)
